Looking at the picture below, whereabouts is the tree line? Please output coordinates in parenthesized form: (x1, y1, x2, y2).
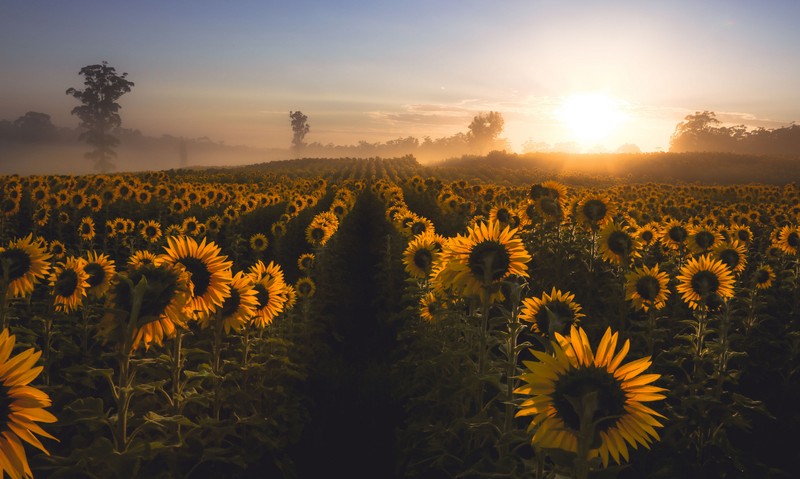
(669, 110, 800, 156)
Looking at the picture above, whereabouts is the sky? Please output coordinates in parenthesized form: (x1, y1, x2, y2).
(2, 0, 800, 154)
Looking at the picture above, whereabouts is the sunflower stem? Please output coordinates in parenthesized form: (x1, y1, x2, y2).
(574, 390, 599, 479)
(212, 307, 224, 422)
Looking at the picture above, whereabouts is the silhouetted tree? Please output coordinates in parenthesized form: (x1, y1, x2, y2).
(670, 110, 800, 155)
(66, 61, 134, 173)
(290, 111, 310, 150)
(12, 112, 56, 142)
(467, 111, 504, 154)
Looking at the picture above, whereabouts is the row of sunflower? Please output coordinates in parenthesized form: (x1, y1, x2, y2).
(0, 171, 363, 477)
(393, 178, 799, 477)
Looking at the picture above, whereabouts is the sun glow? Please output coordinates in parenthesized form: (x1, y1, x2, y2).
(557, 93, 628, 147)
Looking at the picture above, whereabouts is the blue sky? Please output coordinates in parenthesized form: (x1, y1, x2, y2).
(3, 0, 800, 152)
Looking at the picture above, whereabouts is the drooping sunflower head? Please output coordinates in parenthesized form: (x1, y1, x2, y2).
(402, 233, 441, 279)
(297, 253, 316, 272)
(161, 236, 233, 318)
(50, 256, 90, 313)
(520, 287, 584, 336)
(624, 264, 671, 312)
(83, 250, 116, 299)
(676, 254, 735, 310)
(515, 326, 666, 467)
(101, 261, 192, 350)
(295, 277, 316, 299)
(0, 234, 52, 298)
(198, 271, 258, 333)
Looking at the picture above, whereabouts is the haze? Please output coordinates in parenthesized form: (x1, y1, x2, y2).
(2, 0, 800, 174)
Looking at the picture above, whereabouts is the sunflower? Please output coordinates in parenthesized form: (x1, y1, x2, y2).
(305, 223, 334, 247)
(660, 220, 689, 252)
(675, 254, 736, 309)
(752, 264, 775, 290)
(624, 264, 671, 312)
(295, 277, 316, 298)
(0, 328, 58, 479)
(598, 222, 641, 266)
(516, 326, 666, 468)
(529, 181, 568, 221)
(205, 215, 223, 235)
(419, 291, 445, 321)
(32, 207, 49, 227)
(161, 236, 233, 318)
(729, 224, 752, 246)
(140, 220, 162, 243)
(0, 234, 52, 299)
(101, 260, 192, 350)
(297, 253, 315, 272)
(47, 240, 66, 261)
(271, 221, 287, 238)
(441, 220, 531, 298)
(712, 240, 747, 274)
(248, 260, 286, 285)
(83, 251, 116, 299)
(250, 276, 288, 328)
(78, 216, 96, 242)
(181, 216, 200, 237)
(408, 216, 436, 237)
(1, 198, 20, 218)
(574, 194, 614, 231)
(197, 271, 258, 333)
(402, 233, 441, 279)
(127, 250, 159, 269)
(520, 287, 585, 336)
(687, 225, 724, 255)
(50, 256, 90, 313)
(88, 194, 103, 212)
(634, 222, 660, 247)
(249, 233, 269, 252)
(774, 225, 800, 256)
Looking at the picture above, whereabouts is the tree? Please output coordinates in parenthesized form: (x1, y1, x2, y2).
(12, 112, 56, 142)
(467, 111, 504, 154)
(290, 111, 310, 150)
(66, 61, 134, 173)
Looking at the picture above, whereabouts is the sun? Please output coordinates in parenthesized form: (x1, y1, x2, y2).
(557, 93, 628, 146)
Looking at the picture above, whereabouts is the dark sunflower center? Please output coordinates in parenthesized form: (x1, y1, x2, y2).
(496, 208, 511, 224)
(298, 281, 313, 295)
(754, 269, 771, 284)
(145, 226, 158, 237)
(534, 300, 576, 335)
(118, 265, 180, 320)
(736, 230, 750, 242)
(310, 227, 326, 241)
(552, 366, 627, 434)
(178, 257, 212, 298)
(607, 231, 632, 256)
(55, 269, 79, 297)
(691, 270, 721, 295)
(718, 249, 740, 270)
(1, 199, 16, 213)
(84, 262, 106, 288)
(530, 184, 547, 200)
(788, 232, 800, 248)
(694, 231, 716, 250)
(468, 240, 511, 282)
(80, 223, 92, 234)
(411, 221, 428, 236)
(0, 248, 32, 282)
(220, 288, 241, 318)
(668, 226, 688, 243)
(635, 275, 661, 301)
(641, 230, 654, 242)
(582, 199, 608, 222)
(185, 222, 197, 233)
(254, 283, 270, 309)
(413, 248, 433, 273)
(540, 197, 561, 217)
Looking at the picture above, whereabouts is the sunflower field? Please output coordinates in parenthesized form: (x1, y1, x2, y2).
(0, 155, 798, 478)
